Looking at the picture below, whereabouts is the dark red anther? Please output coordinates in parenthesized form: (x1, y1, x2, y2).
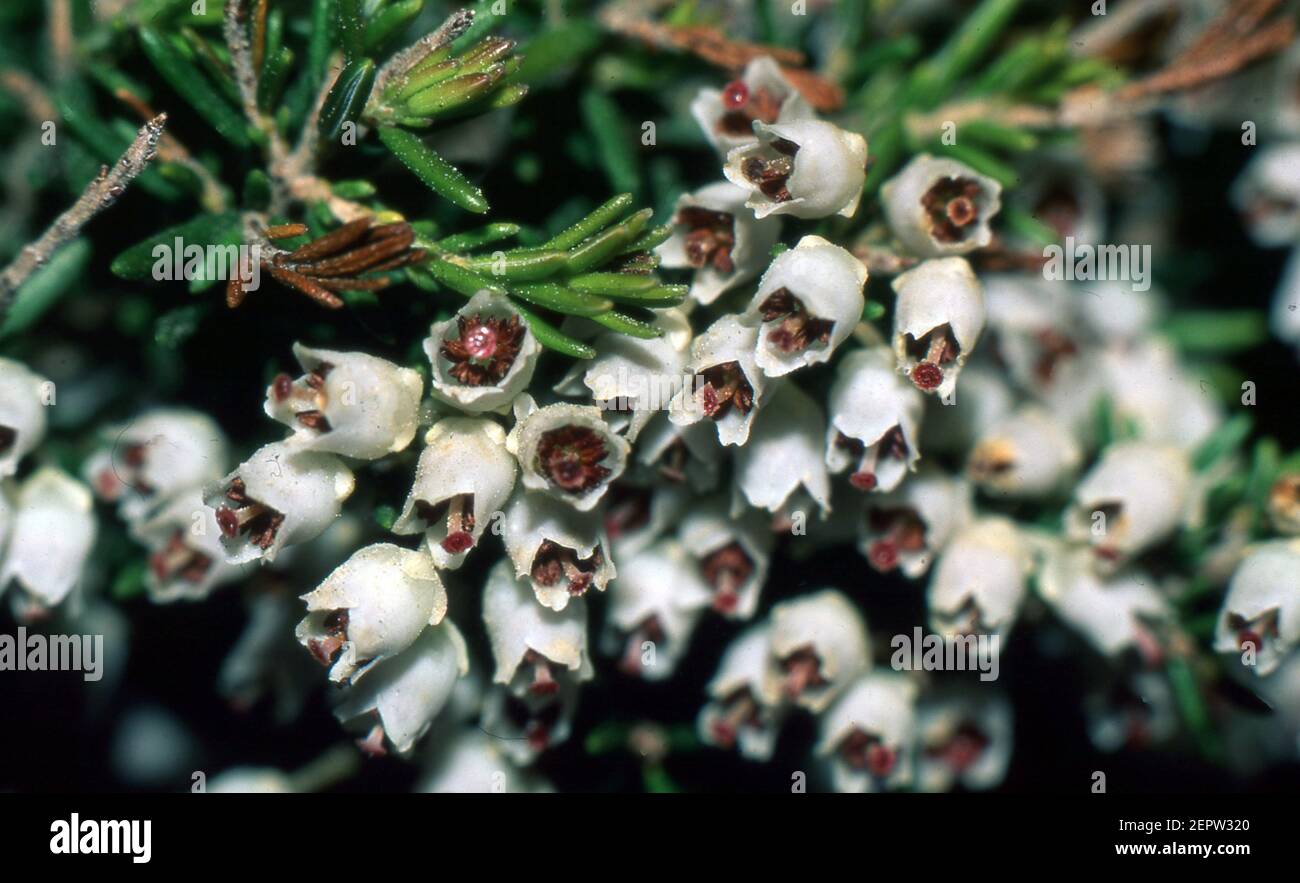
(722, 79, 749, 110)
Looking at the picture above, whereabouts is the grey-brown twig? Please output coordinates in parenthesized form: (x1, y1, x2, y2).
(0, 114, 167, 316)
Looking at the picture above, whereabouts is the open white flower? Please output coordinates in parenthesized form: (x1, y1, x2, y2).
(501, 491, 615, 610)
(826, 346, 923, 492)
(981, 274, 1092, 398)
(698, 624, 786, 760)
(882, 154, 1002, 257)
(657, 182, 782, 305)
(690, 55, 814, 154)
(1012, 152, 1105, 246)
(1065, 441, 1191, 570)
(218, 588, 317, 723)
(334, 619, 469, 755)
(859, 467, 973, 578)
(265, 344, 422, 460)
(604, 481, 690, 560)
(1231, 142, 1300, 247)
(391, 418, 517, 568)
(669, 314, 768, 446)
(603, 540, 710, 681)
(967, 407, 1082, 498)
(744, 235, 867, 376)
(416, 728, 553, 793)
(917, 690, 1013, 792)
(633, 414, 723, 492)
(762, 589, 870, 713)
(1097, 339, 1221, 450)
(131, 489, 245, 603)
(0, 468, 95, 616)
(723, 119, 867, 219)
(928, 517, 1030, 639)
(507, 394, 629, 511)
(891, 257, 985, 398)
(483, 559, 594, 695)
(203, 442, 355, 564)
(677, 497, 772, 618)
(1039, 546, 1170, 661)
(1085, 671, 1178, 753)
(918, 364, 1016, 457)
(817, 672, 918, 793)
(296, 543, 447, 685)
(1214, 540, 1300, 676)
(85, 409, 228, 522)
(424, 290, 541, 414)
(555, 309, 691, 442)
(0, 357, 49, 477)
(733, 382, 831, 516)
(479, 682, 580, 763)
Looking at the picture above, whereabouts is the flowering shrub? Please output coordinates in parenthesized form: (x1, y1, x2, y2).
(1, 0, 1299, 794)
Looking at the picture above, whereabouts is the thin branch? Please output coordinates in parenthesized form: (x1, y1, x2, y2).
(46, 0, 74, 82)
(0, 114, 167, 313)
(0, 68, 56, 122)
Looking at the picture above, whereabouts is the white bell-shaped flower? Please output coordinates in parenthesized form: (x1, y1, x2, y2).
(967, 407, 1082, 498)
(918, 364, 1016, 457)
(423, 290, 541, 414)
(333, 619, 469, 755)
(390, 418, 517, 569)
(723, 119, 867, 219)
(604, 481, 691, 560)
(1231, 142, 1300, 247)
(891, 257, 985, 399)
(264, 344, 422, 460)
(916, 689, 1013, 792)
(603, 540, 711, 681)
(690, 55, 814, 154)
(733, 382, 831, 516)
(501, 491, 615, 610)
(84, 409, 228, 522)
(1065, 441, 1191, 570)
(1214, 540, 1300, 676)
(744, 235, 867, 377)
(1096, 339, 1221, 450)
(677, 497, 773, 618)
(506, 394, 630, 511)
(826, 346, 923, 492)
(669, 314, 768, 447)
(0, 468, 95, 616)
(927, 517, 1031, 639)
(131, 489, 246, 603)
(479, 681, 580, 763)
(633, 414, 723, 492)
(1039, 546, 1170, 661)
(0, 357, 51, 477)
(762, 589, 870, 713)
(817, 672, 918, 793)
(698, 624, 787, 760)
(203, 441, 355, 564)
(554, 309, 692, 442)
(882, 154, 1002, 257)
(296, 543, 448, 685)
(859, 467, 973, 578)
(657, 182, 783, 305)
(482, 559, 594, 695)
(416, 728, 553, 793)
(1085, 671, 1178, 753)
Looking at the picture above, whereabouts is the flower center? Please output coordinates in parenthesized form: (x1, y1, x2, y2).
(780, 645, 827, 699)
(530, 540, 604, 595)
(840, 729, 898, 777)
(700, 542, 754, 614)
(535, 425, 611, 493)
(441, 313, 525, 386)
(415, 494, 476, 553)
(711, 687, 761, 748)
(921, 176, 984, 243)
(905, 325, 959, 391)
(741, 137, 799, 201)
(865, 506, 928, 571)
(307, 609, 348, 666)
(676, 207, 737, 273)
(271, 363, 334, 432)
(696, 361, 754, 419)
(718, 82, 782, 135)
(149, 530, 213, 585)
(214, 476, 286, 551)
(926, 722, 989, 773)
(759, 287, 834, 354)
(0, 426, 15, 456)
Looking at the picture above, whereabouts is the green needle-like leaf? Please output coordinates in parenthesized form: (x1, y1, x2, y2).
(377, 126, 489, 214)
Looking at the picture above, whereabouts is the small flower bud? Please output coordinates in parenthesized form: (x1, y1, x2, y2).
(423, 290, 541, 414)
(762, 589, 871, 713)
(967, 407, 1082, 498)
(882, 154, 1002, 257)
(506, 394, 630, 511)
(265, 344, 423, 460)
(928, 517, 1030, 639)
(296, 543, 448, 685)
(1214, 540, 1300, 676)
(817, 672, 918, 793)
(669, 314, 769, 447)
(859, 468, 973, 578)
(677, 497, 772, 619)
(745, 235, 868, 377)
(826, 346, 923, 492)
(891, 257, 985, 399)
(698, 625, 786, 760)
(0, 357, 50, 477)
(690, 56, 814, 154)
(0, 468, 96, 617)
(657, 182, 783, 305)
(603, 540, 710, 681)
(917, 690, 1013, 792)
(723, 119, 867, 219)
(733, 382, 832, 515)
(1065, 441, 1191, 569)
(501, 492, 615, 610)
(203, 442, 355, 565)
(391, 418, 517, 569)
(334, 619, 469, 755)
